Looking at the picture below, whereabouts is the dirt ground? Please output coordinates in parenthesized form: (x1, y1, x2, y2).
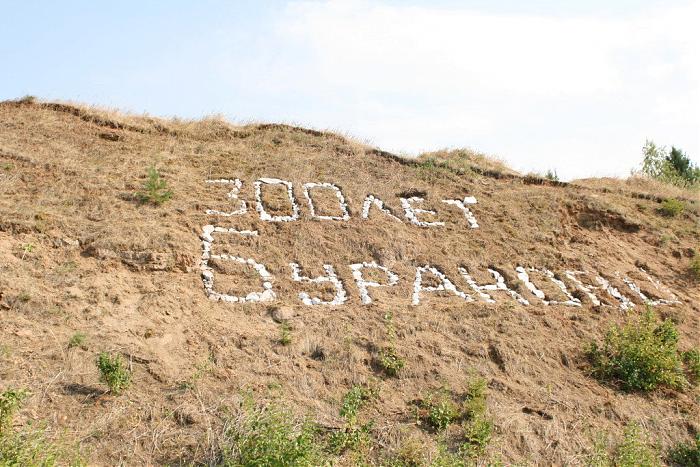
(0, 98, 698, 465)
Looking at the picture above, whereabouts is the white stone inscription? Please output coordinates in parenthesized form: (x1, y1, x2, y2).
(442, 197, 479, 229)
(200, 225, 275, 303)
(254, 178, 300, 222)
(361, 195, 401, 221)
(400, 197, 445, 227)
(200, 177, 682, 309)
(205, 178, 247, 216)
(302, 182, 350, 221)
(350, 261, 399, 305)
(459, 267, 529, 305)
(412, 265, 472, 305)
(290, 262, 348, 306)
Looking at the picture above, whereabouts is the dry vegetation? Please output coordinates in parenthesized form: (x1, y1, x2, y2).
(1, 98, 699, 465)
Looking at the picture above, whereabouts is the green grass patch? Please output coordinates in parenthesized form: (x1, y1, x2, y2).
(327, 385, 377, 455)
(1, 389, 83, 466)
(278, 322, 292, 346)
(682, 349, 700, 382)
(690, 253, 700, 280)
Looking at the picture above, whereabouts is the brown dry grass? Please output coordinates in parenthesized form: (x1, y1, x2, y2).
(1, 98, 699, 465)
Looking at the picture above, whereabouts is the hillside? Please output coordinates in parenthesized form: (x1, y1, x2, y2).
(1, 98, 699, 466)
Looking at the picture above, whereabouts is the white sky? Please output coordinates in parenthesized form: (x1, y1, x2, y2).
(1, 0, 698, 180)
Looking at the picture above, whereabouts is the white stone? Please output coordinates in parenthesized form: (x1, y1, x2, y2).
(361, 195, 401, 221)
(199, 225, 275, 303)
(515, 266, 581, 306)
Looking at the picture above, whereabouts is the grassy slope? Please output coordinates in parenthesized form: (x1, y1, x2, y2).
(0, 98, 699, 465)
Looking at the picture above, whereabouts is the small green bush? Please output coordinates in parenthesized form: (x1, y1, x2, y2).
(640, 140, 700, 188)
(222, 405, 323, 466)
(660, 198, 685, 217)
(327, 422, 372, 455)
(669, 435, 700, 466)
(587, 309, 687, 391)
(461, 414, 493, 459)
(96, 352, 131, 395)
(416, 390, 459, 431)
(136, 165, 172, 205)
(414, 378, 492, 459)
(339, 386, 375, 424)
(378, 346, 405, 377)
(545, 169, 559, 182)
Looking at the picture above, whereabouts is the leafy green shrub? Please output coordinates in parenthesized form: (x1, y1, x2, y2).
(339, 385, 375, 424)
(327, 422, 373, 455)
(659, 198, 685, 217)
(413, 378, 492, 459)
(461, 414, 493, 459)
(669, 435, 700, 466)
(462, 378, 487, 418)
(136, 165, 172, 205)
(416, 390, 459, 431)
(222, 405, 323, 466)
(587, 309, 687, 391)
(96, 352, 131, 395)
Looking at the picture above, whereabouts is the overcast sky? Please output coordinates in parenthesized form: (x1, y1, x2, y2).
(1, 0, 698, 180)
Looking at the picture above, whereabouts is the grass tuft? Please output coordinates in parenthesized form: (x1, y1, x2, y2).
(67, 332, 87, 350)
